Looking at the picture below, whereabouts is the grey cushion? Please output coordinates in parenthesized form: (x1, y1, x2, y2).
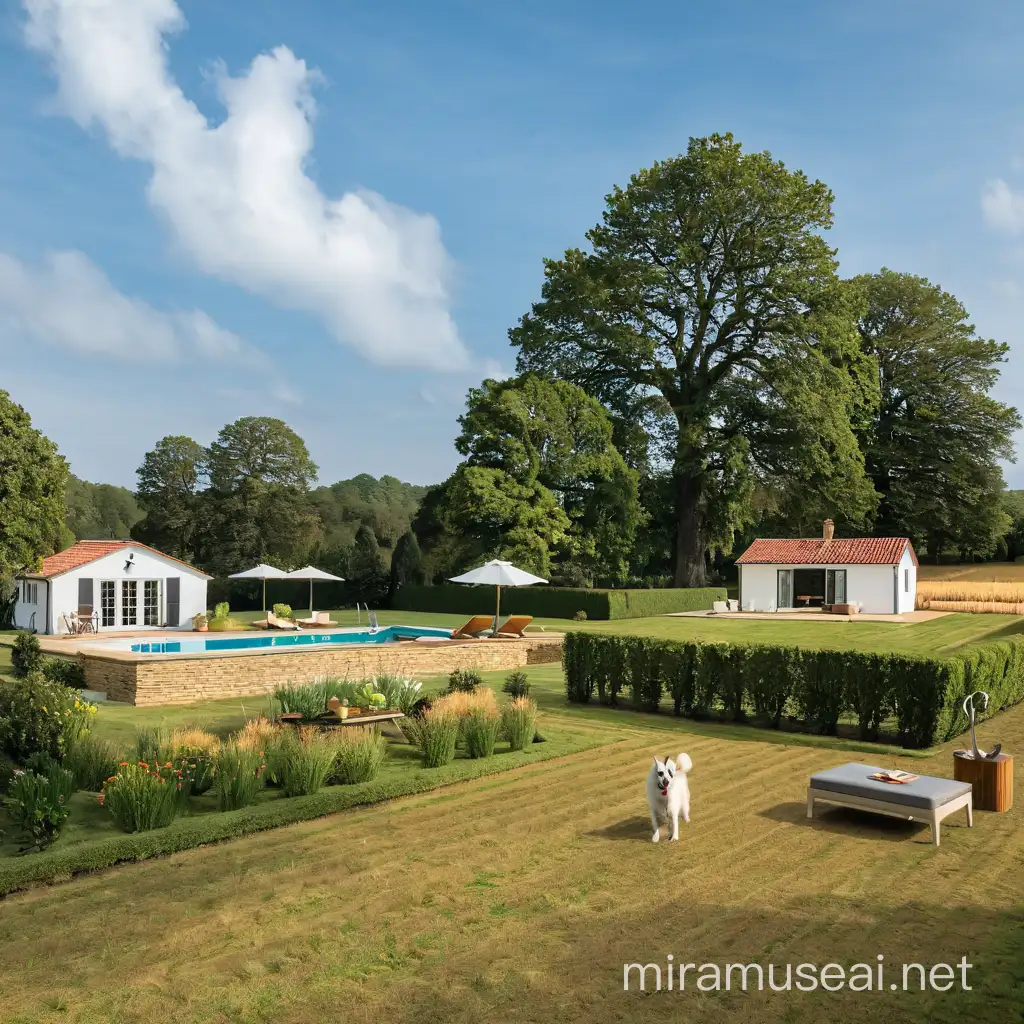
(809, 763, 971, 810)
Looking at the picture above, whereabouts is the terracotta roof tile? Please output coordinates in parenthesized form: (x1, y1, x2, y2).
(30, 541, 211, 579)
(735, 537, 918, 566)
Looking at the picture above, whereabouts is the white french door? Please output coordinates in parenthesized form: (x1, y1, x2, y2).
(777, 569, 794, 609)
(99, 579, 162, 628)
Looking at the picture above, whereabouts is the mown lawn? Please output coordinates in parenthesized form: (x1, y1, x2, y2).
(0, 676, 1019, 1023)
(228, 607, 1024, 656)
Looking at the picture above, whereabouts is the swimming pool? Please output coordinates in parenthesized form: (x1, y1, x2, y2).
(95, 625, 453, 655)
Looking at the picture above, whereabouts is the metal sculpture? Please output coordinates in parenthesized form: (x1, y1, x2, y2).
(962, 691, 1002, 761)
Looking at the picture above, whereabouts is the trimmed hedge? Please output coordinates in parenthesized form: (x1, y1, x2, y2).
(562, 632, 1024, 749)
(0, 726, 606, 896)
(392, 585, 726, 620)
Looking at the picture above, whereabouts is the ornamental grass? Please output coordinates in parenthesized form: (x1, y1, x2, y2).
(101, 761, 183, 832)
(501, 696, 539, 752)
(331, 726, 388, 784)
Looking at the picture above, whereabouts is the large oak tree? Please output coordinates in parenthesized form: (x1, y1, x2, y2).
(848, 269, 1020, 559)
(510, 134, 876, 586)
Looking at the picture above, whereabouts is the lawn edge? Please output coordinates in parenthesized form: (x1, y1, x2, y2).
(0, 727, 613, 898)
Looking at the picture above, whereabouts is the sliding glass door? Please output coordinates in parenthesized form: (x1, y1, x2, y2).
(826, 569, 847, 605)
(776, 569, 793, 609)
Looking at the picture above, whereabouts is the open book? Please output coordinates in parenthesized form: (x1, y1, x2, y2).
(869, 770, 919, 785)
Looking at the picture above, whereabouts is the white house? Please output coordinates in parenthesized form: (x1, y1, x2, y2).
(735, 520, 918, 615)
(14, 540, 212, 634)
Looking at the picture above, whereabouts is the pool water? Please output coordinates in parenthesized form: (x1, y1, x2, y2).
(96, 625, 453, 655)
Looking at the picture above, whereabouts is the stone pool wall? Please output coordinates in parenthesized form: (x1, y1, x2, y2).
(80, 636, 564, 706)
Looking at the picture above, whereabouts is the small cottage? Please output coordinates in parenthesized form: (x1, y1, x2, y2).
(734, 520, 918, 615)
(14, 540, 211, 634)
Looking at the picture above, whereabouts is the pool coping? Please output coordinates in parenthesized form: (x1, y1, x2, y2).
(36, 629, 565, 664)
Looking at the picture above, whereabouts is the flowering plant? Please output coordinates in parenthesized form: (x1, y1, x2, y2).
(100, 760, 184, 832)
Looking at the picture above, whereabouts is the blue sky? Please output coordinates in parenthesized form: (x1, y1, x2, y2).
(1, 0, 1023, 490)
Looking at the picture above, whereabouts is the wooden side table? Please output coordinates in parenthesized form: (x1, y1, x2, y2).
(953, 751, 1013, 812)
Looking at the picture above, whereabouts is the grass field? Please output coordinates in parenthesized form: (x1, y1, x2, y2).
(0, 668, 1019, 1023)
(229, 608, 1023, 656)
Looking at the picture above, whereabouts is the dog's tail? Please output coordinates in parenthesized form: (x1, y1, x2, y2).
(675, 752, 692, 774)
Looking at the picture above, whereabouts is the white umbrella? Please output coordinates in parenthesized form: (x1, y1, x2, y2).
(286, 566, 346, 613)
(448, 559, 548, 633)
(228, 563, 290, 612)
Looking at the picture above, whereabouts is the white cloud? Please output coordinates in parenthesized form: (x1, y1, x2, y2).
(981, 179, 1024, 234)
(0, 249, 252, 362)
(23, 0, 469, 371)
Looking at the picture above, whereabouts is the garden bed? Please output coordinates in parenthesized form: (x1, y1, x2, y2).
(0, 724, 607, 896)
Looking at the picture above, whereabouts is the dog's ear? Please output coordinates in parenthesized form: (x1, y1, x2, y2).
(652, 756, 660, 768)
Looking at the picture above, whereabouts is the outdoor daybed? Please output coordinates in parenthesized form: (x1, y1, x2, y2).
(807, 763, 972, 847)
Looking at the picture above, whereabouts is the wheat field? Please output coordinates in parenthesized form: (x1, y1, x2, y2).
(916, 581, 1024, 614)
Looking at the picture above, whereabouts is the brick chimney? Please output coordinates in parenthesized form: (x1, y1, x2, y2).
(823, 519, 835, 541)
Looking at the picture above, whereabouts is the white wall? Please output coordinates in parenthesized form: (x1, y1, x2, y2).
(18, 546, 208, 633)
(897, 547, 917, 614)
(13, 579, 44, 632)
(739, 561, 911, 615)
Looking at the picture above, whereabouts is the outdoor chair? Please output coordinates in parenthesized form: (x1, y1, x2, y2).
(266, 611, 300, 631)
(711, 601, 729, 614)
(492, 614, 533, 638)
(450, 615, 494, 639)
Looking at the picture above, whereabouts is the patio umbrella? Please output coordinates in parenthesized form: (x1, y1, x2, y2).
(448, 559, 548, 633)
(286, 566, 346, 613)
(227, 563, 290, 612)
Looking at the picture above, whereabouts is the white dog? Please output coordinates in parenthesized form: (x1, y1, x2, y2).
(646, 752, 692, 842)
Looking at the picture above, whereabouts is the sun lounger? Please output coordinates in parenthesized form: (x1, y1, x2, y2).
(450, 615, 494, 639)
(297, 611, 339, 628)
(266, 611, 300, 631)
(493, 614, 533, 638)
(807, 762, 972, 847)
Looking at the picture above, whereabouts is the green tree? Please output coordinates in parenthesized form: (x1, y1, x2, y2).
(347, 524, 388, 606)
(201, 418, 321, 575)
(456, 374, 643, 582)
(0, 390, 69, 579)
(388, 529, 424, 603)
(132, 436, 206, 560)
(511, 134, 877, 585)
(848, 269, 1021, 559)
(437, 465, 570, 578)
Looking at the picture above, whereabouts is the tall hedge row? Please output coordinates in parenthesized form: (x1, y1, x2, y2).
(392, 585, 726, 620)
(562, 633, 1024, 749)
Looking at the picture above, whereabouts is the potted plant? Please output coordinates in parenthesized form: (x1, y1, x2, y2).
(193, 612, 209, 632)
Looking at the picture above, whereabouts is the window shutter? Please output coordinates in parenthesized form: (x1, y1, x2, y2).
(78, 578, 94, 610)
(166, 578, 180, 627)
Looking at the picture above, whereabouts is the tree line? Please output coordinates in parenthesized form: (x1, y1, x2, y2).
(1, 132, 1021, 600)
(417, 134, 1022, 585)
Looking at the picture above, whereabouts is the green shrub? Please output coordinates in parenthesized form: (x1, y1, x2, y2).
(501, 697, 538, 752)
(418, 705, 459, 768)
(392, 678, 423, 714)
(273, 681, 328, 721)
(214, 601, 230, 619)
(331, 728, 388, 784)
(66, 733, 121, 792)
(133, 727, 166, 764)
(446, 668, 482, 694)
(207, 616, 246, 632)
(572, 610, 588, 621)
(4, 767, 74, 852)
(0, 674, 96, 765)
(463, 706, 501, 759)
(215, 743, 266, 811)
(272, 603, 293, 620)
(279, 728, 338, 797)
(561, 632, 1024, 749)
(41, 657, 87, 689)
(393, 585, 727, 620)
(101, 761, 182, 832)
(11, 632, 42, 677)
(502, 670, 530, 698)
